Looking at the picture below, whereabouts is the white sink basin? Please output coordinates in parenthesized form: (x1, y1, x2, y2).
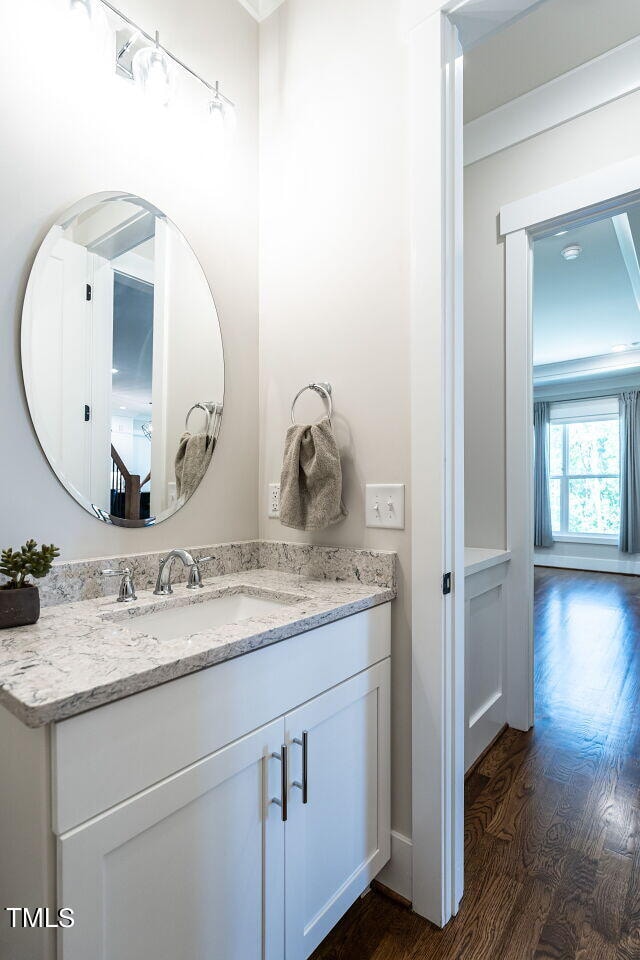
(126, 593, 293, 642)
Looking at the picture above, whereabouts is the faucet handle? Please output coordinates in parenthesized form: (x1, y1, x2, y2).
(187, 556, 215, 590)
(101, 567, 137, 603)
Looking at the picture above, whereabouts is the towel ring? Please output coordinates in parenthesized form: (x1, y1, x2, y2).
(290, 382, 333, 425)
(185, 401, 215, 433)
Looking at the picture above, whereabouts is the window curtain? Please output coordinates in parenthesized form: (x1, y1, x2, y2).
(619, 390, 640, 554)
(533, 401, 554, 548)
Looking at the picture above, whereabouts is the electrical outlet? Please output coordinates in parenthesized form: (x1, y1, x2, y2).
(268, 483, 280, 518)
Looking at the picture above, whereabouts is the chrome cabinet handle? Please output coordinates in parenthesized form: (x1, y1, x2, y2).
(270, 745, 288, 821)
(292, 730, 308, 804)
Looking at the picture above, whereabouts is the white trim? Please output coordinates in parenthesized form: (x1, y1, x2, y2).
(409, 11, 464, 926)
(465, 35, 640, 167)
(500, 154, 640, 236)
(375, 832, 413, 903)
(534, 350, 640, 386)
(402, 0, 541, 44)
(612, 213, 640, 313)
(448, 0, 547, 52)
(548, 396, 619, 421)
(464, 547, 511, 576)
(505, 229, 534, 732)
(235, 0, 285, 22)
(535, 553, 640, 575)
(551, 535, 618, 546)
(534, 373, 640, 403)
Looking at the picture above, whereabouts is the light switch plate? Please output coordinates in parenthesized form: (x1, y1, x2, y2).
(365, 484, 405, 529)
(268, 483, 280, 518)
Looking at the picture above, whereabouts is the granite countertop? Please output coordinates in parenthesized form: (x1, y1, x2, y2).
(0, 567, 395, 728)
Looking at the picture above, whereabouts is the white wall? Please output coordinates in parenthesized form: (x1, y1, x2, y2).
(465, 88, 640, 552)
(0, 0, 259, 559)
(259, 0, 413, 838)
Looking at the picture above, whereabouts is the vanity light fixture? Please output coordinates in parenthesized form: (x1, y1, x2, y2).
(69, 0, 235, 126)
(70, 0, 100, 21)
(208, 82, 236, 135)
(561, 244, 582, 261)
(132, 31, 174, 107)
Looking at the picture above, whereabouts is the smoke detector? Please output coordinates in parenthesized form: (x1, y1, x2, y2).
(561, 244, 582, 261)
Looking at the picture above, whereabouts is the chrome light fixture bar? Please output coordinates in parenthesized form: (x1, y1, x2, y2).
(82, 0, 235, 114)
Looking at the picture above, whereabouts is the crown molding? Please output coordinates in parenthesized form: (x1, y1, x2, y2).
(465, 34, 640, 166)
(235, 0, 286, 22)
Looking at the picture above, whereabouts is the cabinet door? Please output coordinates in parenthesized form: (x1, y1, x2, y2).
(58, 719, 285, 960)
(284, 660, 390, 960)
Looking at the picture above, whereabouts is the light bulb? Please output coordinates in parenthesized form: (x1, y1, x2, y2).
(68, 0, 110, 69)
(69, 0, 106, 29)
(132, 32, 174, 107)
(70, 0, 90, 19)
(209, 97, 226, 142)
(70, 0, 92, 20)
(209, 88, 236, 142)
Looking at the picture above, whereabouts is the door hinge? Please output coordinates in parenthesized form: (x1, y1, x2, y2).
(86, 283, 92, 301)
(442, 572, 452, 596)
(84, 404, 91, 422)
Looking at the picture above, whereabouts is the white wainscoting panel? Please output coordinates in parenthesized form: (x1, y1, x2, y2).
(464, 556, 510, 771)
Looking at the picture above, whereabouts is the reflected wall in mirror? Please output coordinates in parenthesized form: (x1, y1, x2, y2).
(22, 192, 224, 527)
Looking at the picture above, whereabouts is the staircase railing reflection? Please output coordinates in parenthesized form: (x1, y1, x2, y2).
(110, 444, 151, 524)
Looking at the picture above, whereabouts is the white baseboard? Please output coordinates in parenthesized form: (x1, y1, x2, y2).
(375, 831, 412, 902)
(534, 553, 640, 575)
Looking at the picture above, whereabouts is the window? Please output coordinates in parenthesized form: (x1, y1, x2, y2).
(548, 399, 620, 540)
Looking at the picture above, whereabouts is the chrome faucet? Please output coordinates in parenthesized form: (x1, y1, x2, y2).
(154, 549, 196, 596)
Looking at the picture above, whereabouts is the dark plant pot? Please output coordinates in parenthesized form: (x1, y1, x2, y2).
(0, 585, 40, 629)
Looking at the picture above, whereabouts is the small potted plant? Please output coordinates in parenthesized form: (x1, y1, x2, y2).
(0, 540, 60, 628)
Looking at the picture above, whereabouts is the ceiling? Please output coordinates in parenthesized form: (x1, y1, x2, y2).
(463, 0, 640, 122)
(533, 206, 640, 367)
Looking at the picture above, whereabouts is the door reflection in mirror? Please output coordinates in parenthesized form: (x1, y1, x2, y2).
(22, 192, 224, 527)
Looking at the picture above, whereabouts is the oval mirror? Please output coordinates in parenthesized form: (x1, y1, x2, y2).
(22, 192, 224, 527)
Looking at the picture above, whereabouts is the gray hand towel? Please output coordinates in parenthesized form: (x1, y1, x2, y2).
(175, 432, 214, 502)
(279, 417, 347, 531)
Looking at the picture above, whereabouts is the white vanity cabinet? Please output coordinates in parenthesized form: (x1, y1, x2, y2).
(58, 719, 287, 960)
(1, 602, 391, 960)
(284, 662, 390, 959)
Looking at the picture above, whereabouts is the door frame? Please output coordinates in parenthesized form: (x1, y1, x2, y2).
(407, 0, 542, 925)
(406, 0, 549, 928)
(408, 7, 465, 926)
(500, 154, 640, 734)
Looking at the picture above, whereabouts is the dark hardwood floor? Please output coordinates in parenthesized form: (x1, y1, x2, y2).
(311, 567, 640, 959)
